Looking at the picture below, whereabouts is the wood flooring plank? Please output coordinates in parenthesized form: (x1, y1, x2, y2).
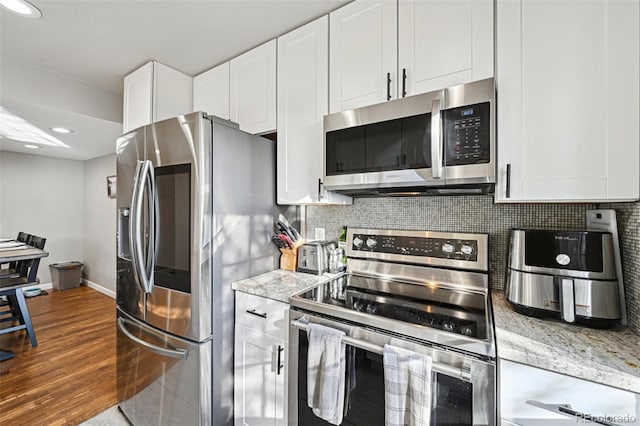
(0, 286, 117, 426)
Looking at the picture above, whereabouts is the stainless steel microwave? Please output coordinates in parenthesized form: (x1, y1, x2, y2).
(323, 78, 495, 196)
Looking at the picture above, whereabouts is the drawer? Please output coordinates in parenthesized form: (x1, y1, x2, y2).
(500, 359, 639, 424)
(235, 292, 288, 340)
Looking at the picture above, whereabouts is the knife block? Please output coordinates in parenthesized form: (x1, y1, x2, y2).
(279, 240, 304, 272)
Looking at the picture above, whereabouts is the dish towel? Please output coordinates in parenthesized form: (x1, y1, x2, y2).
(383, 344, 433, 426)
(306, 323, 346, 425)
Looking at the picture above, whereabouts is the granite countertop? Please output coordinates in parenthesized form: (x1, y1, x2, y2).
(232, 269, 340, 303)
(492, 291, 640, 393)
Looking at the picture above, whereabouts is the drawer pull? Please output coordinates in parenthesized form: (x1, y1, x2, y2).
(246, 309, 267, 319)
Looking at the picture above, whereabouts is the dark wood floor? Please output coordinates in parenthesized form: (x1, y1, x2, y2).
(0, 286, 117, 426)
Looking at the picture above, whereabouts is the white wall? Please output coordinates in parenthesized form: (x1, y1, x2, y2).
(83, 154, 116, 293)
(0, 151, 84, 284)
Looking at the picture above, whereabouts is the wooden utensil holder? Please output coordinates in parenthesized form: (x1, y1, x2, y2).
(279, 240, 304, 272)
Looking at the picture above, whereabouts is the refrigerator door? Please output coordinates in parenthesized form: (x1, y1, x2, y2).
(145, 112, 212, 342)
(117, 308, 212, 426)
(116, 126, 146, 322)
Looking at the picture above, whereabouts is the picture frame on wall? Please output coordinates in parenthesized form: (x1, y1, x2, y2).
(107, 175, 117, 199)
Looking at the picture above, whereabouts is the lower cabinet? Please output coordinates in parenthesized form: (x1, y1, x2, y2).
(234, 292, 288, 426)
(500, 359, 639, 424)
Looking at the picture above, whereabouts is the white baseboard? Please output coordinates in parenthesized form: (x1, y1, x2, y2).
(83, 279, 116, 299)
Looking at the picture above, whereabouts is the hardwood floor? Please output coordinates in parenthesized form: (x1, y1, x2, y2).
(0, 286, 117, 426)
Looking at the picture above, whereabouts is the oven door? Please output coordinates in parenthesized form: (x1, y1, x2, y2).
(287, 310, 496, 426)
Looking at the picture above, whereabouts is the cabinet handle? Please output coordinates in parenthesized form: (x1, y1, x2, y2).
(386, 72, 391, 101)
(245, 309, 267, 319)
(506, 163, 512, 198)
(336, 162, 340, 173)
(527, 401, 618, 426)
(396, 155, 400, 166)
(403, 153, 406, 165)
(317, 178, 323, 202)
(402, 68, 407, 97)
(276, 345, 284, 375)
(340, 162, 344, 172)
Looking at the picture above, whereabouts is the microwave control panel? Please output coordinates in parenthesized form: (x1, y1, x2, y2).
(350, 233, 478, 262)
(444, 102, 491, 166)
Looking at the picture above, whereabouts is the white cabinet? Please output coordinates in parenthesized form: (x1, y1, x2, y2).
(495, 0, 640, 202)
(230, 40, 277, 134)
(500, 359, 639, 424)
(123, 61, 193, 133)
(329, 1, 397, 113)
(234, 292, 287, 426)
(277, 16, 352, 205)
(398, 0, 493, 96)
(193, 62, 230, 120)
(329, 0, 493, 113)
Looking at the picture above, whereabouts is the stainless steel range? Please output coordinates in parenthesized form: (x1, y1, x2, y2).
(288, 228, 496, 425)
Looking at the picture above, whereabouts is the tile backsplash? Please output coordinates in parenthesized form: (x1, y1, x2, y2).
(306, 196, 640, 334)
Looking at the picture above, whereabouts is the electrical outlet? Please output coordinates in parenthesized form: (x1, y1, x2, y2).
(314, 227, 325, 241)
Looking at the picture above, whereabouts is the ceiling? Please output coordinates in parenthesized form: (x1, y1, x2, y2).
(0, 0, 349, 161)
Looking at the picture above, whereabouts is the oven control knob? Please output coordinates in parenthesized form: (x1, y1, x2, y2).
(353, 237, 364, 248)
(442, 243, 455, 253)
(442, 321, 456, 333)
(366, 238, 378, 249)
(461, 244, 474, 255)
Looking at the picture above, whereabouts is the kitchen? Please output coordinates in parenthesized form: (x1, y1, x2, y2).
(0, 0, 638, 425)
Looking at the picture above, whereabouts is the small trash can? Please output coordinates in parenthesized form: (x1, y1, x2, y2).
(49, 261, 83, 291)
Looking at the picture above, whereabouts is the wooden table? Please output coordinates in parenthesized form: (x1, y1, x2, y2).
(0, 245, 49, 359)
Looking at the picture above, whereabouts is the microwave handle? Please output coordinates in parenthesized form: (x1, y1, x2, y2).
(431, 98, 443, 179)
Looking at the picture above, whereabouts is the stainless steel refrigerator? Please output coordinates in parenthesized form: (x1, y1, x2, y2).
(115, 112, 278, 425)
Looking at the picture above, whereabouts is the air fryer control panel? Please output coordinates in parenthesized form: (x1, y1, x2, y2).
(444, 102, 491, 166)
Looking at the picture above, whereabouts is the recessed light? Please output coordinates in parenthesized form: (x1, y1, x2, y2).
(24, 144, 40, 149)
(0, 0, 42, 18)
(50, 126, 74, 134)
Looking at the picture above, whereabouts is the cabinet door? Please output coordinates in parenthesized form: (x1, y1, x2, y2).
(193, 62, 230, 120)
(329, 0, 397, 113)
(277, 16, 352, 205)
(234, 324, 285, 426)
(496, 0, 639, 202)
(398, 0, 493, 97)
(153, 62, 193, 124)
(230, 40, 277, 134)
(123, 62, 154, 133)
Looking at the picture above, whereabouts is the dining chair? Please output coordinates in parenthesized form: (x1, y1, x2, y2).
(2, 232, 32, 277)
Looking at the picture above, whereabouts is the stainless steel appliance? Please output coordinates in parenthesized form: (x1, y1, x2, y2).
(296, 241, 336, 275)
(322, 78, 495, 196)
(115, 112, 278, 425)
(288, 228, 496, 425)
(505, 229, 621, 327)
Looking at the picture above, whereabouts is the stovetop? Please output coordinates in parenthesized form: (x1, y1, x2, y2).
(290, 228, 496, 358)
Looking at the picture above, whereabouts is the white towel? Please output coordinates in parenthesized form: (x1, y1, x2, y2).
(306, 323, 346, 425)
(383, 344, 433, 426)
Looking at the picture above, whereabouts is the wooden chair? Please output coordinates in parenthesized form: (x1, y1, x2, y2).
(2, 232, 32, 277)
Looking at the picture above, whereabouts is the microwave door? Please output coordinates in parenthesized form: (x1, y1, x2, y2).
(116, 127, 146, 322)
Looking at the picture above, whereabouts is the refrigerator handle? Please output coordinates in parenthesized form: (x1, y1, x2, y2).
(129, 161, 145, 292)
(133, 161, 152, 294)
(118, 317, 188, 359)
(144, 160, 156, 294)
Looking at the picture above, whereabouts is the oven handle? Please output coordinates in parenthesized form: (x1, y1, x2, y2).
(290, 319, 471, 382)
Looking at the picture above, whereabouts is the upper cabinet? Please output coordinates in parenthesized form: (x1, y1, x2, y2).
(123, 61, 193, 133)
(230, 40, 277, 134)
(193, 62, 230, 120)
(329, 0, 493, 114)
(277, 16, 352, 205)
(398, 0, 493, 97)
(495, 0, 640, 202)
